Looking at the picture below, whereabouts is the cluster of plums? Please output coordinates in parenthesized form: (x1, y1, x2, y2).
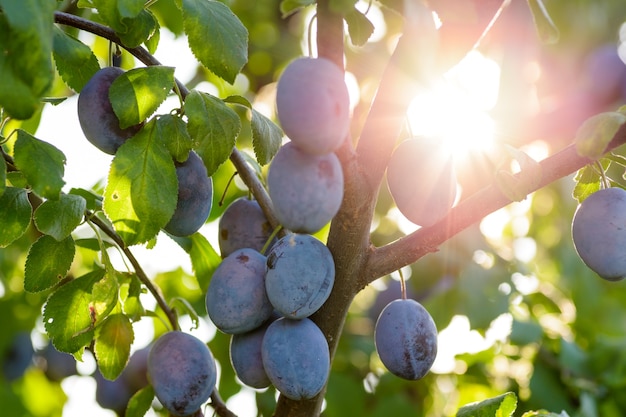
(77, 66, 213, 237)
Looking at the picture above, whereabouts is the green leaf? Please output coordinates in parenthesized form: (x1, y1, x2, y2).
(93, 0, 158, 48)
(121, 274, 144, 320)
(0, 0, 55, 119)
(126, 385, 155, 417)
(44, 269, 105, 354)
(34, 194, 87, 241)
(0, 149, 6, 197)
(279, 0, 315, 17)
(575, 112, 626, 160)
(169, 232, 221, 290)
(155, 114, 193, 163)
(24, 235, 75, 293)
(104, 119, 178, 246)
(69, 187, 103, 212)
(456, 392, 518, 417)
(171, 297, 200, 330)
(52, 27, 101, 92)
(250, 108, 283, 165)
(522, 411, 571, 417)
(185, 90, 240, 176)
(117, 0, 145, 18)
(13, 130, 66, 200)
(94, 314, 134, 380)
(572, 164, 603, 204)
(345, 8, 375, 47)
(181, 0, 248, 83)
(109, 66, 175, 129)
(0, 187, 32, 247)
(91, 270, 120, 320)
(526, 0, 560, 44)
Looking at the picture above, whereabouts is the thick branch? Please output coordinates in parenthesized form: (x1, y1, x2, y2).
(365, 129, 626, 281)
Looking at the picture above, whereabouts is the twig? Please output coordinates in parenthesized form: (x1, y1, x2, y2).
(209, 390, 238, 417)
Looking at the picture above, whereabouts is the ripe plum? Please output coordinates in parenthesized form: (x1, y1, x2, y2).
(218, 197, 274, 257)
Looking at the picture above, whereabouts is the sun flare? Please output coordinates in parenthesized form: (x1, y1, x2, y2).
(407, 50, 501, 161)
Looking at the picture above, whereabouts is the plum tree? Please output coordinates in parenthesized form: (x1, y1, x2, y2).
(147, 331, 216, 417)
(206, 248, 273, 334)
(229, 318, 274, 389)
(275, 57, 350, 155)
(163, 151, 213, 237)
(571, 187, 626, 281)
(374, 298, 438, 380)
(267, 141, 343, 233)
(77, 67, 143, 155)
(218, 197, 274, 257)
(265, 233, 335, 319)
(261, 317, 330, 400)
(386, 138, 457, 227)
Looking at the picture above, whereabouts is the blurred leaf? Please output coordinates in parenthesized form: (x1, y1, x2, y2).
(171, 297, 200, 330)
(575, 112, 626, 160)
(280, 0, 315, 17)
(52, 27, 101, 93)
(121, 274, 145, 320)
(126, 385, 155, 417)
(496, 145, 542, 202)
(24, 235, 75, 293)
(69, 187, 103, 212)
(13, 130, 66, 200)
(559, 338, 590, 378)
(0, 187, 32, 247)
(155, 114, 193, 163)
(169, 232, 221, 291)
(522, 411, 571, 417)
(0, 155, 5, 196)
(510, 318, 543, 346)
(456, 391, 517, 417)
(95, 314, 134, 380)
(117, 0, 145, 18)
(526, 0, 560, 44)
(345, 8, 375, 46)
(0, 0, 55, 119)
(181, 0, 248, 84)
(528, 361, 575, 414)
(44, 269, 105, 354)
(34, 193, 86, 241)
(109, 66, 175, 129)
(104, 119, 177, 246)
(185, 90, 240, 176)
(324, 373, 367, 417)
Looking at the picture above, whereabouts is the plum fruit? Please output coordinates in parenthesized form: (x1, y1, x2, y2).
(267, 141, 343, 233)
(163, 151, 213, 237)
(386, 138, 457, 227)
(1, 331, 34, 381)
(375, 298, 438, 380)
(261, 317, 330, 400)
(218, 197, 275, 258)
(265, 233, 335, 319)
(38, 342, 77, 382)
(229, 318, 274, 389)
(77, 66, 143, 155)
(276, 57, 350, 155)
(206, 248, 273, 334)
(147, 331, 216, 417)
(572, 187, 626, 281)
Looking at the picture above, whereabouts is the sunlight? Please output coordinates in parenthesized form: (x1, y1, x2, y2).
(407, 50, 501, 161)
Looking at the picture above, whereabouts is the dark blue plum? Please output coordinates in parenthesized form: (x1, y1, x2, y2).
(261, 317, 329, 400)
(268, 141, 343, 233)
(229, 318, 274, 389)
(386, 138, 457, 227)
(265, 234, 335, 319)
(375, 299, 438, 380)
(1, 331, 34, 381)
(276, 57, 350, 155)
(164, 151, 213, 237)
(572, 187, 626, 281)
(147, 331, 216, 417)
(218, 197, 275, 258)
(95, 368, 133, 414)
(77, 67, 143, 155)
(582, 44, 626, 106)
(206, 248, 273, 334)
(39, 342, 77, 381)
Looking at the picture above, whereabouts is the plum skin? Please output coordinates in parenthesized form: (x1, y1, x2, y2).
(164, 151, 213, 237)
(261, 317, 330, 400)
(218, 197, 274, 258)
(147, 331, 216, 417)
(276, 57, 350, 155)
(375, 299, 438, 380)
(77, 67, 143, 155)
(229, 320, 273, 389)
(206, 248, 273, 334)
(268, 141, 343, 233)
(572, 187, 626, 281)
(265, 233, 335, 319)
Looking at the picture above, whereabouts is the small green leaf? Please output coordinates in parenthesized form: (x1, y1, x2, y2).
(44, 269, 105, 354)
(181, 0, 248, 83)
(126, 385, 155, 417)
(69, 187, 103, 212)
(456, 392, 518, 417)
(91, 271, 120, 321)
(109, 66, 175, 129)
(52, 27, 101, 92)
(171, 297, 200, 330)
(575, 112, 626, 160)
(185, 90, 240, 176)
(13, 130, 66, 200)
(250, 108, 283, 165)
(279, 0, 315, 17)
(24, 235, 75, 293)
(521, 411, 571, 417)
(95, 314, 134, 380)
(156, 114, 193, 163)
(121, 274, 144, 320)
(0, 187, 32, 247)
(93, 0, 158, 48)
(169, 232, 221, 291)
(526, 0, 560, 44)
(104, 119, 178, 246)
(572, 164, 603, 204)
(345, 8, 375, 47)
(34, 194, 87, 241)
